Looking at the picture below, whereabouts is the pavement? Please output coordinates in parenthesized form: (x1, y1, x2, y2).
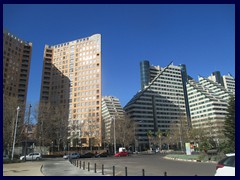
(3, 161, 44, 176)
(3, 160, 106, 176)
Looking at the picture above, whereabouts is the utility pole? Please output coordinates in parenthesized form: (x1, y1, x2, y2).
(11, 106, 20, 161)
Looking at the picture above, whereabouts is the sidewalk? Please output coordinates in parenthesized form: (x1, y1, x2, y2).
(3, 161, 44, 176)
(3, 160, 106, 176)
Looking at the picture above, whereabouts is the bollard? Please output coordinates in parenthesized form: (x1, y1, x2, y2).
(94, 163, 97, 173)
(88, 162, 90, 171)
(80, 161, 81, 169)
(125, 167, 128, 176)
(113, 166, 115, 176)
(164, 171, 167, 176)
(102, 164, 104, 175)
(83, 161, 85, 170)
(142, 169, 145, 176)
(77, 160, 78, 167)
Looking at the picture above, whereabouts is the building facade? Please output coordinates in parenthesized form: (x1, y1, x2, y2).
(3, 30, 32, 128)
(3, 30, 32, 107)
(222, 74, 235, 95)
(186, 76, 233, 142)
(208, 71, 235, 95)
(124, 61, 187, 149)
(40, 34, 102, 148)
(102, 96, 124, 145)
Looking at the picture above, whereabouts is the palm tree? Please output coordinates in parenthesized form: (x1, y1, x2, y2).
(146, 130, 153, 150)
(163, 131, 170, 150)
(156, 129, 163, 151)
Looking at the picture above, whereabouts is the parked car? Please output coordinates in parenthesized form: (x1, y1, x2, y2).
(81, 152, 95, 158)
(20, 152, 42, 161)
(63, 152, 80, 159)
(114, 151, 129, 157)
(215, 153, 235, 176)
(95, 152, 108, 158)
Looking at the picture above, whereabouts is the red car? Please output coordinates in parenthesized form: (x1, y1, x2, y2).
(114, 151, 129, 157)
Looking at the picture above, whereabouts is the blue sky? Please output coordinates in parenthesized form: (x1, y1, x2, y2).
(3, 4, 235, 107)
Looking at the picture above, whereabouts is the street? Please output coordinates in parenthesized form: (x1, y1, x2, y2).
(42, 154, 216, 176)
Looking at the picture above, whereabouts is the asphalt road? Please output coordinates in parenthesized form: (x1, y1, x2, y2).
(42, 154, 216, 176)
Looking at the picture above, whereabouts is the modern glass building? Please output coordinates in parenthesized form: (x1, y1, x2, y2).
(124, 61, 187, 149)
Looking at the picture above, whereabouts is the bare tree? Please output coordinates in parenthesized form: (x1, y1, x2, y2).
(3, 95, 25, 155)
(34, 102, 68, 153)
(114, 114, 135, 148)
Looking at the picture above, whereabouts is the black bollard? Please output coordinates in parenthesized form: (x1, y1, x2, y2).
(142, 169, 145, 176)
(80, 161, 81, 169)
(102, 164, 104, 175)
(94, 163, 97, 173)
(113, 166, 115, 176)
(88, 162, 90, 171)
(164, 171, 167, 176)
(83, 161, 85, 170)
(125, 167, 128, 176)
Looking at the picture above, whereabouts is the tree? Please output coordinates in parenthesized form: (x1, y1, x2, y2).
(146, 130, 153, 149)
(35, 102, 68, 153)
(156, 129, 163, 151)
(3, 95, 25, 155)
(115, 114, 135, 148)
(223, 95, 235, 152)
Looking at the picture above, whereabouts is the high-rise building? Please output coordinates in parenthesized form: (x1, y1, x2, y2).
(222, 74, 235, 95)
(40, 34, 102, 148)
(102, 96, 124, 145)
(208, 71, 223, 86)
(3, 30, 32, 123)
(208, 71, 235, 95)
(124, 61, 187, 149)
(186, 76, 233, 142)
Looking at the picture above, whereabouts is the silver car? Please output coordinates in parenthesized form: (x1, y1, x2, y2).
(20, 152, 42, 161)
(63, 152, 80, 159)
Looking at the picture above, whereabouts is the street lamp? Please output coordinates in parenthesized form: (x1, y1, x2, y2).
(11, 106, 20, 161)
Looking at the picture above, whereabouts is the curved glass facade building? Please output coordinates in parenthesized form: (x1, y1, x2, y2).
(140, 60, 150, 90)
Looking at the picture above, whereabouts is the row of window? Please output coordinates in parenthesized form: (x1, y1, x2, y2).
(52, 37, 91, 48)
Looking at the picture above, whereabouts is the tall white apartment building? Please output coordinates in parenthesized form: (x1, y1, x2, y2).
(102, 96, 124, 144)
(222, 74, 235, 94)
(40, 34, 102, 148)
(208, 71, 235, 95)
(186, 76, 232, 141)
(124, 61, 187, 149)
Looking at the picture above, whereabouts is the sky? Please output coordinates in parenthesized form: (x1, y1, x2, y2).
(3, 4, 235, 108)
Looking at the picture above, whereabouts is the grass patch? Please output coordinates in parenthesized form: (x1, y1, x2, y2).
(165, 154, 200, 160)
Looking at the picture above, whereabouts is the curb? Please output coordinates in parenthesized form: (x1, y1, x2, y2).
(164, 157, 217, 164)
(40, 164, 44, 176)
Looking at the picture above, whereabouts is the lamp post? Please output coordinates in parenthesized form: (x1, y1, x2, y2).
(24, 104, 31, 161)
(11, 106, 20, 161)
